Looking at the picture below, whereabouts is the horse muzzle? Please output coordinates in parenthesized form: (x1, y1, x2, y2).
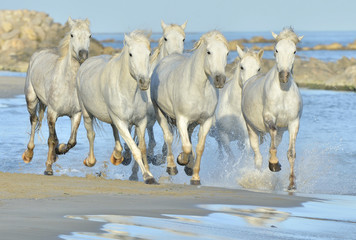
(78, 49, 89, 63)
(138, 77, 150, 91)
(213, 74, 226, 89)
(278, 70, 290, 83)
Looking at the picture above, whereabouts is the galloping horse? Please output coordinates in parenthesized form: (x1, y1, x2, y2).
(76, 30, 156, 184)
(22, 17, 91, 175)
(151, 31, 229, 185)
(212, 46, 263, 158)
(126, 21, 187, 181)
(241, 28, 303, 190)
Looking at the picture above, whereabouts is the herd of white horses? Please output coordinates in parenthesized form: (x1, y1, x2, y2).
(22, 17, 303, 190)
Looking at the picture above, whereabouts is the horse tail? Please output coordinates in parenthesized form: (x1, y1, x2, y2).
(35, 102, 46, 132)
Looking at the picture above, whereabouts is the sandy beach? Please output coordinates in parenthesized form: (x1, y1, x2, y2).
(1, 76, 355, 239)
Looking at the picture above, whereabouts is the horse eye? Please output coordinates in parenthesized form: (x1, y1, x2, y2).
(275, 49, 278, 53)
(294, 51, 296, 54)
(227, 52, 229, 56)
(129, 53, 132, 57)
(258, 68, 261, 72)
(240, 66, 244, 70)
(89, 34, 92, 38)
(70, 34, 74, 38)
(164, 37, 168, 41)
(207, 51, 211, 55)
(183, 38, 185, 42)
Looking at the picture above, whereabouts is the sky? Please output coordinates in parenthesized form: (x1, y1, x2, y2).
(2, 0, 356, 33)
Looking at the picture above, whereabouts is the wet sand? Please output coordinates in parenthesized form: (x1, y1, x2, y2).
(0, 75, 354, 239)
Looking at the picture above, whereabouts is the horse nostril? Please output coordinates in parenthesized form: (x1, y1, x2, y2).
(79, 50, 88, 60)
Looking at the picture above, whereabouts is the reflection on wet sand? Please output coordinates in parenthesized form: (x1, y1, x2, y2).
(60, 205, 291, 240)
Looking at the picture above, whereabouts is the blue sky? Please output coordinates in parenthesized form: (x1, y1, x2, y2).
(2, 0, 356, 33)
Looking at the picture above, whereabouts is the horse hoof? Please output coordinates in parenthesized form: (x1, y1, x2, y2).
(166, 166, 178, 175)
(55, 143, 67, 155)
(44, 170, 53, 176)
(129, 175, 138, 181)
(177, 152, 192, 166)
(151, 154, 165, 166)
(269, 162, 281, 172)
(144, 177, 158, 185)
(190, 179, 201, 185)
(110, 154, 124, 166)
(288, 184, 296, 191)
(83, 158, 96, 167)
(22, 150, 33, 163)
(184, 166, 193, 176)
(122, 155, 132, 166)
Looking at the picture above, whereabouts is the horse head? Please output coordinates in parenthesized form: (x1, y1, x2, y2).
(125, 31, 151, 90)
(197, 31, 228, 88)
(67, 17, 91, 64)
(272, 28, 303, 84)
(160, 20, 187, 56)
(236, 45, 264, 87)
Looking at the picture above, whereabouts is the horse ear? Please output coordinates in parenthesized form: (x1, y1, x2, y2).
(181, 21, 187, 30)
(85, 18, 90, 26)
(298, 35, 304, 41)
(68, 17, 74, 26)
(161, 20, 167, 30)
(258, 49, 264, 59)
(124, 34, 131, 45)
(271, 31, 278, 39)
(236, 44, 245, 58)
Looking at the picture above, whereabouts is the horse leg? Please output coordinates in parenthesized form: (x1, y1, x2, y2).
(44, 109, 58, 175)
(121, 126, 133, 166)
(155, 106, 176, 175)
(183, 124, 197, 176)
(55, 112, 81, 155)
(219, 131, 235, 159)
(136, 120, 150, 173)
(176, 117, 192, 166)
(110, 124, 124, 166)
(113, 118, 156, 184)
(287, 119, 300, 190)
(22, 92, 39, 163)
(265, 116, 281, 172)
(82, 110, 96, 167)
(246, 123, 263, 170)
(189, 118, 213, 185)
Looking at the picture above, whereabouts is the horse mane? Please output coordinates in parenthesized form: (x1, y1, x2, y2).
(150, 24, 186, 63)
(58, 34, 71, 58)
(191, 30, 228, 52)
(275, 27, 301, 44)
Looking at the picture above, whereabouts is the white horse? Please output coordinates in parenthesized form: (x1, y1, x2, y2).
(76, 30, 156, 184)
(22, 17, 91, 175)
(123, 20, 187, 170)
(241, 28, 303, 190)
(151, 31, 229, 185)
(212, 46, 264, 159)
(125, 21, 187, 181)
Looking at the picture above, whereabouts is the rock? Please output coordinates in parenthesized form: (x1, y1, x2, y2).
(1, 29, 20, 40)
(21, 25, 37, 41)
(2, 22, 13, 32)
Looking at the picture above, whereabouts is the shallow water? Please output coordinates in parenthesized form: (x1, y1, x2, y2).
(59, 195, 356, 240)
(0, 88, 355, 195)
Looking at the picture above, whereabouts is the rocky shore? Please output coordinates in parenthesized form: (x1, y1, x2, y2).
(1, 10, 356, 90)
